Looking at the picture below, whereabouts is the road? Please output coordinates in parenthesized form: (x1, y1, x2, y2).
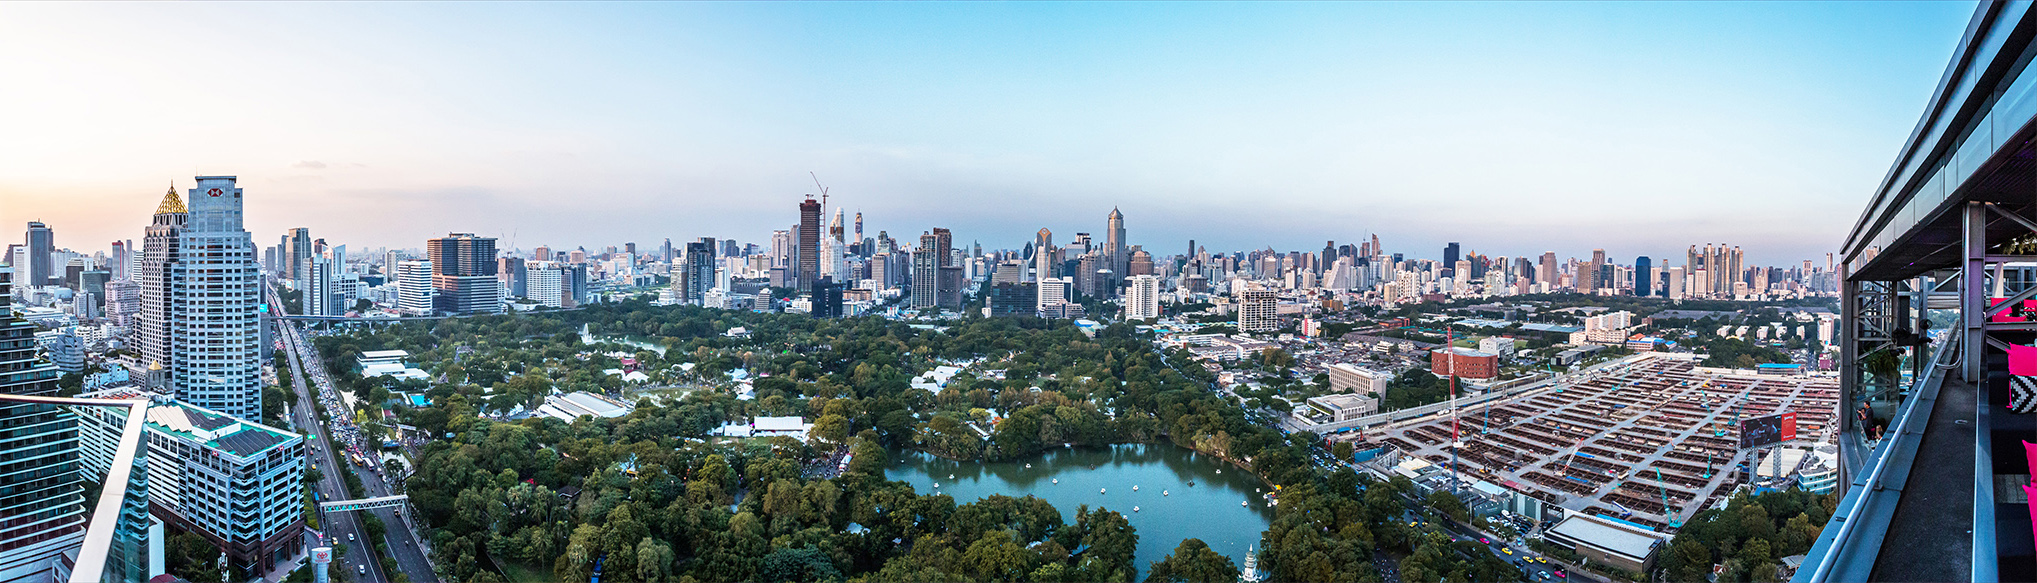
(273, 287, 438, 583)
(279, 320, 385, 583)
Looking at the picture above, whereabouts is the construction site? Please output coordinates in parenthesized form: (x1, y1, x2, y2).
(1364, 352, 1838, 533)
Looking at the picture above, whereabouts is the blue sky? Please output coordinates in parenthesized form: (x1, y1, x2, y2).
(0, 1, 1976, 265)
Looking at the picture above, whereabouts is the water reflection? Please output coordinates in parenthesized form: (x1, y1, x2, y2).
(579, 323, 668, 356)
(889, 444, 1273, 576)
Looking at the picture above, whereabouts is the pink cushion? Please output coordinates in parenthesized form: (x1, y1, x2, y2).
(1994, 299, 2023, 322)
(1993, 298, 2033, 322)
(2022, 484, 2037, 551)
(2024, 441, 2037, 480)
(2012, 344, 2037, 376)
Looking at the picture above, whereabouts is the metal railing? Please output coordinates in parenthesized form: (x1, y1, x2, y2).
(1798, 331, 1960, 582)
(0, 393, 153, 583)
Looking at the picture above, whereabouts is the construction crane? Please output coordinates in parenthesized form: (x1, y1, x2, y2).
(1560, 438, 1586, 477)
(810, 172, 830, 209)
(1655, 468, 1683, 528)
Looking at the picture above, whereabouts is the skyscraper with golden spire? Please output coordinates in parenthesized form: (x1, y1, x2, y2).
(135, 183, 186, 387)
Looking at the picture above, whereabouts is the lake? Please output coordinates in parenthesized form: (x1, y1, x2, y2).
(888, 444, 1274, 577)
(580, 323, 669, 356)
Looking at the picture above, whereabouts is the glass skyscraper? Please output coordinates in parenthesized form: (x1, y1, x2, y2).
(0, 266, 80, 583)
(172, 177, 263, 421)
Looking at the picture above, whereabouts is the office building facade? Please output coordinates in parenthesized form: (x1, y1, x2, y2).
(426, 233, 501, 315)
(283, 228, 310, 285)
(1122, 274, 1160, 320)
(396, 260, 434, 314)
(682, 237, 716, 304)
(24, 222, 53, 288)
(77, 395, 304, 578)
(797, 198, 821, 288)
(987, 282, 1036, 317)
(135, 187, 185, 371)
(0, 266, 83, 583)
(171, 177, 263, 421)
(1236, 288, 1277, 333)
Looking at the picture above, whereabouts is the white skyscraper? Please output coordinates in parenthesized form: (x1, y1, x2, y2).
(525, 261, 566, 308)
(304, 254, 335, 316)
(1122, 274, 1161, 320)
(1037, 276, 1071, 311)
(171, 176, 263, 421)
(397, 260, 435, 314)
(1033, 228, 1054, 283)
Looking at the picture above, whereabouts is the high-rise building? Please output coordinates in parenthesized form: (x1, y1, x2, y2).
(426, 233, 501, 315)
(682, 238, 716, 304)
(24, 221, 53, 288)
(938, 265, 964, 309)
(1105, 208, 1126, 288)
(811, 276, 844, 318)
(797, 197, 821, 288)
(396, 260, 434, 314)
(929, 228, 960, 308)
(1076, 253, 1102, 298)
(284, 227, 311, 285)
(770, 230, 792, 268)
(166, 177, 264, 422)
(1538, 252, 1559, 287)
(1443, 242, 1460, 278)
(1122, 274, 1161, 320)
(106, 279, 140, 327)
(987, 282, 1036, 317)
(1128, 249, 1154, 276)
(524, 261, 566, 307)
(1037, 277, 1072, 313)
(109, 240, 130, 281)
(0, 265, 81, 583)
(1033, 228, 1054, 282)
(1634, 256, 1653, 297)
(136, 186, 185, 372)
(303, 254, 336, 316)
(1237, 287, 1277, 333)
(498, 256, 526, 299)
(912, 232, 939, 309)
(822, 209, 843, 280)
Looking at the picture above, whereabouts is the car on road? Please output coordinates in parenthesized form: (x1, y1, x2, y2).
(1502, 548, 1513, 556)
(1478, 537, 1488, 544)
(357, 565, 367, 576)
(348, 533, 355, 542)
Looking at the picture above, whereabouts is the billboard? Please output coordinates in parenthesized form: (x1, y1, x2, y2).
(312, 547, 332, 564)
(1738, 412, 1798, 450)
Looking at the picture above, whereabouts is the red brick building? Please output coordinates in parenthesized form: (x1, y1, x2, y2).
(1430, 347, 1499, 379)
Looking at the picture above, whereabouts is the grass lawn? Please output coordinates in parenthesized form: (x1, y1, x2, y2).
(497, 560, 551, 583)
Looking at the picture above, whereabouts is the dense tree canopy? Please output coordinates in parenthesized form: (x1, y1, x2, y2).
(309, 298, 1523, 582)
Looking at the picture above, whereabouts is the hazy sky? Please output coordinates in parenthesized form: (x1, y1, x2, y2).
(0, 1, 1976, 266)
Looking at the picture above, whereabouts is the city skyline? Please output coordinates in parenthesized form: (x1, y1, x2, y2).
(0, 1, 1976, 265)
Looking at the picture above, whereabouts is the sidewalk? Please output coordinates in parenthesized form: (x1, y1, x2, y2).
(261, 546, 308, 583)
